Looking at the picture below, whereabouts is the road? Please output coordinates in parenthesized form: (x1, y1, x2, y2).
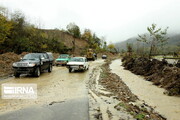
(0, 60, 104, 120)
(1, 58, 179, 120)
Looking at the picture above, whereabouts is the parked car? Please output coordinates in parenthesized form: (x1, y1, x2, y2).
(47, 52, 55, 65)
(13, 52, 54, 77)
(102, 55, 107, 59)
(66, 57, 89, 72)
(55, 54, 70, 66)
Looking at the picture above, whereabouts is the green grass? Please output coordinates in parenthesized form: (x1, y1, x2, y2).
(135, 113, 145, 120)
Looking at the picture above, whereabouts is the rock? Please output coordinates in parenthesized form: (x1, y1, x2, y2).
(93, 113, 102, 119)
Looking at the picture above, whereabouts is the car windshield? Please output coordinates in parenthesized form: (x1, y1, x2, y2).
(23, 54, 41, 60)
(59, 54, 69, 58)
(70, 58, 84, 62)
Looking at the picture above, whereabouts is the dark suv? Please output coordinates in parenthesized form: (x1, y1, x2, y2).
(13, 52, 54, 77)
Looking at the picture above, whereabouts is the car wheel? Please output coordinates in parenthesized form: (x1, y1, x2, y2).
(14, 72, 20, 78)
(48, 64, 52, 73)
(69, 68, 72, 73)
(34, 67, 40, 77)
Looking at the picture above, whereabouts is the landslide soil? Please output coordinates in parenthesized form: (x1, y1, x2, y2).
(122, 56, 180, 96)
(0, 52, 59, 79)
(0, 52, 28, 78)
(89, 58, 165, 120)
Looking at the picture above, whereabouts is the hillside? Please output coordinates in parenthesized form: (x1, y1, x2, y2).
(115, 33, 180, 53)
(43, 29, 89, 55)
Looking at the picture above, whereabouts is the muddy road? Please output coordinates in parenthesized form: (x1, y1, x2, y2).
(0, 60, 104, 120)
(0, 58, 179, 120)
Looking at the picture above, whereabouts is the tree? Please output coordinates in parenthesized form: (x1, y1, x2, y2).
(0, 6, 69, 54)
(92, 33, 101, 46)
(0, 6, 10, 18)
(126, 43, 133, 56)
(66, 22, 81, 38)
(81, 29, 92, 41)
(107, 44, 115, 52)
(0, 14, 12, 43)
(137, 24, 169, 58)
(99, 36, 107, 51)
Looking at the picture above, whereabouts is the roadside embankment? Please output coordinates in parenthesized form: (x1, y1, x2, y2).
(0, 52, 28, 78)
(88, 58, 165, 120)
(0, 52, 59, 79)
(122, 56, 180, 96)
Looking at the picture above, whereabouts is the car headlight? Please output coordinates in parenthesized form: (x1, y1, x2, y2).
(13, 63, 18, 67)
(28, 63, 36, 67)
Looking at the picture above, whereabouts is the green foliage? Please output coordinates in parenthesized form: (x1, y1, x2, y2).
(137, 24, 169, 58)
(135, 113, 145, 120)
(107, 43, 115, 51)
(0, 14, 12, 43)
(0, 6, 107, 54)
(126, 43, 133, 53)
(0, 7, 66, 54)
(81, 29, 92, 41)
(81, 29, 104, 52)
(66, 22, 81, 38)
(102, 41, 107, 50)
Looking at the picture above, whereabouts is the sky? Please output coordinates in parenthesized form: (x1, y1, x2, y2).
(0, 0, 180, 43)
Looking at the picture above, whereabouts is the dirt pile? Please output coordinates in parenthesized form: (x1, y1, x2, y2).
(100, 61, 138, 102)
(0, 52, 28, 78)
(176, 60, 180, 68)
(99, 59, 165, 120)
(52, 53, 59, 59)
(122, 56, 180, 96)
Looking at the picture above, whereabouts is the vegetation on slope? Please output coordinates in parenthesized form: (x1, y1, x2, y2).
(0, 6, 107, 55)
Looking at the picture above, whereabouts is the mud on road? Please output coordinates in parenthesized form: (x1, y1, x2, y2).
(0, 59, 108, 120)
(0, 58, 178, 120)
(89, 59, 165, 120)
(0, 61, 92, 114)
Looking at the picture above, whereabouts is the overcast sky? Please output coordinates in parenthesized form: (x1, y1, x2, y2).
(0, 0, 180, 43)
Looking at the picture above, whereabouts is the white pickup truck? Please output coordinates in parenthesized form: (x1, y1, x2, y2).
(66, 57, 89, 72)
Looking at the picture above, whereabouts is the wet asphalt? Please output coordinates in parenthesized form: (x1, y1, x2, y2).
(0, 97, 89, 120)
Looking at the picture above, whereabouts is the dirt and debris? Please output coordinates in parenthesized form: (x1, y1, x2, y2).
(100, 61, 138, 103)
(89, 58, 165, 120)
(0, 52, 60, 79)
(0, 52, 29, 78)
(101, 59, 165, 120)
(175, 60, 180, 68)
(122, 56, 180, 96)
(52, 53, 60, 59)
(0, 52, 22, 78)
